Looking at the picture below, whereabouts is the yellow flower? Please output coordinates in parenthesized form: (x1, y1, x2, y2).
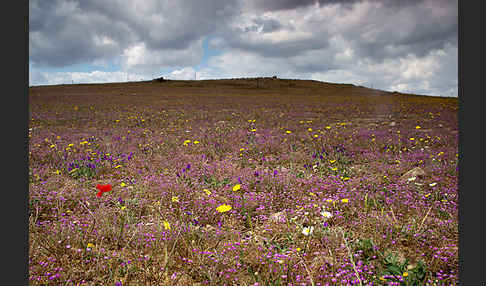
(203, 189, 211, 195)
(68, 143, 74, 147)
(79, 140, 89, 145)
(171, 196, 179, 203)
(403, 272, 409, 277)
(120, 182, 126, 187)
(329, 159, 336, 164)
(86, 243, 95, 249)
(250, 128, 257, 132)
(120, 206, 127, 211)
(410, 137, 415, 141)
(313, 134, 319, 138)
(50, 144, 56, 148)
(163, 221, 171, 230)
(55, 169, 61, 175)
(216, 204, 232, 213)
(114, 165, 122, 169)
(326, 199, 333, 203)
(415, 125, 421, 129)
(308, 128, 313, 132)
(286, 130, 292, 134)
(325, 126, 331, 129)
(193, 140, 200, 144)
(296, 247, 301, 252)
(232, 184, 241, 191)
(341, 198, 349, 203)
(183, 140, 191, 146)
(309, 192, 316, 197)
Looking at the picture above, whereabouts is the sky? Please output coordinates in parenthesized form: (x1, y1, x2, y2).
(29, 0, 458, 97)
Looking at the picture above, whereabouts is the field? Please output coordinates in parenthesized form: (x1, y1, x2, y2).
(28, 78, 458, 285)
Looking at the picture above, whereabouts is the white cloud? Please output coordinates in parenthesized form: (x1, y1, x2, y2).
(28, 65, 150, 86)
(121, 40, 203, 73)
(400, 54, 439, 80)
(166, 67, 197, 80)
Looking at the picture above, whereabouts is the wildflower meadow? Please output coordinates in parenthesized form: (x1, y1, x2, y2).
(28, 79, 458, 285)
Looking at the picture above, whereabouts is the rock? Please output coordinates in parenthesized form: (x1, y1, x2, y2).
(268, 211, 287, 223)
(400, 167, 426, 181)
(389, 121, 396, 127)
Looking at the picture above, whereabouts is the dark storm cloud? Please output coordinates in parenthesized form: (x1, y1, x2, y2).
(350, 0, 457, 61)
(248, 0, 428, 12)
(29, 0, 132, 67)
(225, 0, 457, 65)
(75, 0, 239, 50)
(30, 0, 457, 68)
(247, 0, 360, 11)
(29, 0, 239, 67)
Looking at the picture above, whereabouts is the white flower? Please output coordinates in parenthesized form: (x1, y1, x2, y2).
(429, 182, 437, 187)
(302, 226, 314, 236)
(321, 210, 333, 219)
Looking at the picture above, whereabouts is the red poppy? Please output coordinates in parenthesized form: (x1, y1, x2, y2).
(96, 184, 112, 197)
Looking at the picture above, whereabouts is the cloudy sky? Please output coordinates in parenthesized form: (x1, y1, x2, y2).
(29, 0, 458, 97)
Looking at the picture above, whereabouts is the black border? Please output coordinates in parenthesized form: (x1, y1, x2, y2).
(12, 0, 29, 285)
(458, 1, 471, 285)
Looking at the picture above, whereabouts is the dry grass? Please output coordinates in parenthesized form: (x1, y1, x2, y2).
(29, 78, 458, 285)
